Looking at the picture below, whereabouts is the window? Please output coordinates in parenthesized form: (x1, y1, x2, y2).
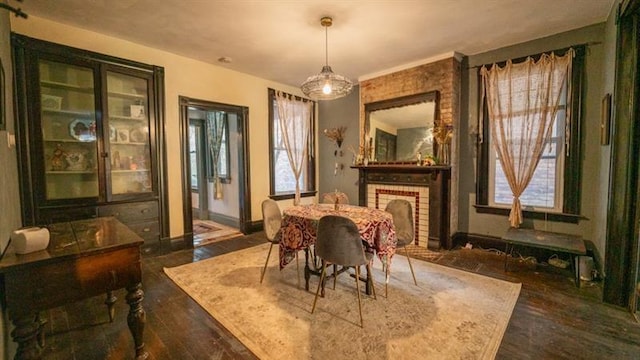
(268, 88, 316, 199)
(476, 46, 585, 222)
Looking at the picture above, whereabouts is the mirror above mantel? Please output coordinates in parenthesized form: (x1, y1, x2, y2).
(364, 91, 440, 163)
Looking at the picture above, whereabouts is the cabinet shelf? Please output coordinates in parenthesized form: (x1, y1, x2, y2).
(111, 141, 147, 146)
(108, 90, 146, 100)
(44, 138, 96, 143)
(41, 80, 93, 93)
(109, 115, 146, 122)
(111, 169, 151, 174)
(42, 108, 94, 117)
(45, 170, 97, 175)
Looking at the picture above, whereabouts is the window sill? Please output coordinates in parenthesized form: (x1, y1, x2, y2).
(473, 204, 586, 224)
(269, 191, 317, 201)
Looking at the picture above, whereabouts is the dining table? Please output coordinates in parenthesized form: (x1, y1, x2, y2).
(277, 203, 397, 292)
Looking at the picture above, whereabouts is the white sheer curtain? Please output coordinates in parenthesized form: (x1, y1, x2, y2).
(481, 49, 574, 227)
(207, 111, 226, 200)
(275, 91, 313, 205)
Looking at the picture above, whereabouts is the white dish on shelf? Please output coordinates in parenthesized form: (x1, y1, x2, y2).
(41, 94, 62, 110)
(69, 119, 96, 142)
(109, 125, 117, 142)
(129, 127, 148, 143)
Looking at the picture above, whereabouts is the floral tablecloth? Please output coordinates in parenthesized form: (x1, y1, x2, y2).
(277, 204, 397, 270)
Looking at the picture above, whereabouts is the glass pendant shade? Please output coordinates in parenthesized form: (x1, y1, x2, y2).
(301, 65, 353, 100)
(301, 17, 353, 101)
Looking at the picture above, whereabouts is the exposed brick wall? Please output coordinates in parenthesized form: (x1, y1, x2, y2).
(359, 57, 462, 143)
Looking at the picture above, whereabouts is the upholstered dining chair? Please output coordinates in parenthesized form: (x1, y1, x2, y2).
(385, 199, 418, 295)
(321, 191, 349, 205)
(311, 215, 376, 327)
(260, 199, 300, 287)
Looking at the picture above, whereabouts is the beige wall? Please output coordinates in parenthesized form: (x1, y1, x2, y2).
(11, 15, 306, 237)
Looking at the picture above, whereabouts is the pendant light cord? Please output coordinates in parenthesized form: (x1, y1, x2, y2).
(325, 23, 329, 67)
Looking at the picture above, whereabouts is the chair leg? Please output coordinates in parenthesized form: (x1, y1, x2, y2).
(295, 251, 300, 288)
(404, 246, 418, 286)
(260, 243, 274, 284)
(333, 264, 338, 290)
(354, 265, 364, 328)
(312, 261, 327, 314)
(366, 263, 376, 300)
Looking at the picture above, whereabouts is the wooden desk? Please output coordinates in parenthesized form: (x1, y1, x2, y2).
(0, 217, 147, 360)
(502, 227, 586, 287)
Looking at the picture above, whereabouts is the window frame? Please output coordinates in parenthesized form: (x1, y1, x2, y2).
(268, 88, 317, 200)
(206, 113, 231, 184)
(475, 45, 586, 223)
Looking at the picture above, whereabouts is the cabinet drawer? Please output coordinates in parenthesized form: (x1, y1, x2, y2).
(99, 201, 158, 223)
(126, 220, 160, 242)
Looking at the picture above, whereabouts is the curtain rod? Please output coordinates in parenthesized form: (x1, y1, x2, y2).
(0, 1, 28, 19)
(467, 41, 601, 70)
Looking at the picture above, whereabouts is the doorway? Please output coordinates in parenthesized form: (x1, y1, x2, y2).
(179, 96, 251, 248)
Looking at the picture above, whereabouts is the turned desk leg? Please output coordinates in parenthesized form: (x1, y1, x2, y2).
(126, 283, 148, 360)
(105, 291, 117, 322)
(11, 314, 41, 360)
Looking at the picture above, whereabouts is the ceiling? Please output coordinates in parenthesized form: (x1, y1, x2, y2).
(12, 0, 614, 89)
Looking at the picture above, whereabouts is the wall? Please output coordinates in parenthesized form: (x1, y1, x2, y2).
(318, 86, 360, 204)
(1, 3, 23, 358)
(359, 56, 462, 234)
(11, 15, 305, 237)
(460, 24, 610, 258)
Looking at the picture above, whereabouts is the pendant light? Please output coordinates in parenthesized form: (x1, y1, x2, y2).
(301, 17, 353, 100)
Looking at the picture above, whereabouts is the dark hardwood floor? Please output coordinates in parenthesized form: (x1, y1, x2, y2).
(22, 232, 640, 359)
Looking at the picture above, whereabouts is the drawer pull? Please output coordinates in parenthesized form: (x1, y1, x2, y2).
(141, 208, 150, 214)
(142, 227, 151, 232)
(114, 212, 120, 217)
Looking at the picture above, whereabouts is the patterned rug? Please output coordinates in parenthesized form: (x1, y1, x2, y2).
(193, 223, 222, 235)
(193, 221, 243, 247)
(164, 243, 521, 359)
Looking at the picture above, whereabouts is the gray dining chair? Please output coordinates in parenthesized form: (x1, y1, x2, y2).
(261, 199, 299, 287)
(311, 215, 376, 327)
(385, 199, 418, 295)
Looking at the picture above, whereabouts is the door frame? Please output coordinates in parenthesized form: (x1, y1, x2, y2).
(179, 96, 251, 247)
(604, 0, 640, 309)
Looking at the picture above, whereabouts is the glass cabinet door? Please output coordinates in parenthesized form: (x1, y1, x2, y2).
(105, 71, 153, 197)
(39, 60, 99, 200)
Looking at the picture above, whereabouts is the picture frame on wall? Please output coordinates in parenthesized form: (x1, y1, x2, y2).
(600, 93, 612, 145)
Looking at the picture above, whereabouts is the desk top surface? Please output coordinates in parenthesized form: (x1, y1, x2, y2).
(502, 228, 586, 255)
(0, 217, 143, 271)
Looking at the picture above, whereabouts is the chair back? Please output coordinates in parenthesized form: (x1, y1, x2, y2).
(385, 199, 414, 246)
(316, 215, 368, 266)
(261, 199, 282, 242)
(322, 191, 349, 205)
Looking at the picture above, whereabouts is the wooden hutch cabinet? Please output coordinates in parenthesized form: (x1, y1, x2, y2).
(12, 34, 167, 254)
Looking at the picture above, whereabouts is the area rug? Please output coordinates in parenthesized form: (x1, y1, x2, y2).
(193, 221, 243, 246)
(193, 222, 222, 235)
(164, 243, 521, 359)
